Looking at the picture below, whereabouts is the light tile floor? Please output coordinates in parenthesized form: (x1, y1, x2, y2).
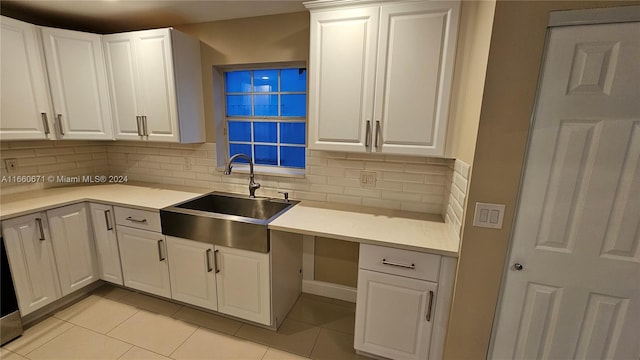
(1, 285, 371, 360)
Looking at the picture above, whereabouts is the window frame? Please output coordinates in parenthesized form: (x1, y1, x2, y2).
(222, 65, 308, 175)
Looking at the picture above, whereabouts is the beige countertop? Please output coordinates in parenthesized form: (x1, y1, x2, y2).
(270, 201, 459, 257)
(1, 184, 459, 256)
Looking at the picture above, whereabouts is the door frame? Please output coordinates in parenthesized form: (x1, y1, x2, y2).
(488, 5, 640, 356)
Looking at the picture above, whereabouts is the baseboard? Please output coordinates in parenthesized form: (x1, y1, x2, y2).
(302, 279, 357, 303)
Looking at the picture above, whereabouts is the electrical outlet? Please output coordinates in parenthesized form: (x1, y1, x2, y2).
(184, 157, 192, 171)
(4, 159, 18, 173)
(360, 171, 376, 188)
(473, 202, 506, 229)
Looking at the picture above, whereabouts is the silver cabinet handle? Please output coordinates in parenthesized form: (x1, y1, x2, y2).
(382, 258, 415, 270)
(214, 249, 220, 273)
(365, 120, 371, 147)
(136, 116, 143, 136)
(126, 216, 147, 224)
(375, 120, 381, 148)
(57, 114, 65, 135)
(104, 209, 113, 231)
(41, 113, 50, 135)
(142, 115, 149, 136)
(157, 239, 165, 261)
(426, 290, 434, 321)
(206, 249, 213, 272)
(36, 218, 45, 241)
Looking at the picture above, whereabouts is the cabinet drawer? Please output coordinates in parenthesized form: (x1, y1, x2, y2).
(114, 206, 161, 232)
(359, 244, 440, 281)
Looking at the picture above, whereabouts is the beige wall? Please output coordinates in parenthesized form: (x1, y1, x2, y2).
(174, 12, 310, 142)
(314, 237, 360, 288)
(445, 0, 496, 164)
(444, 1, 640, 358)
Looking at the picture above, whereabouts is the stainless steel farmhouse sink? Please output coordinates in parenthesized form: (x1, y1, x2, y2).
(160, 192, 298, 253)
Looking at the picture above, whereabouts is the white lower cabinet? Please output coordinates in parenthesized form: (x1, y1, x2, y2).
(89, 203, 123, 285)
(116, 225, 170, 298)
(215, 245, 271, 325)
(2, 213, 61, 315)
(46, 203, 99, 296)
(355, 270, 437, 360)
(166, 236, 217, 311)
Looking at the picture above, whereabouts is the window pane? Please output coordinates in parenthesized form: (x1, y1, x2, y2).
(225, 71, 251, 93)
(280, 122, 305, 144)
(281, 68, 307, 92)
(226, 95, 251, 116)
(254, 94, 278, 116)
(228, 121, 251, 142)
(254, 122, 277, 143)
(254, 145, 277, 165)
(229, 143, 252, 163)
(281, 94, 306, 117)
(253, 70, 278, 92)
(280, 146, 305, 168)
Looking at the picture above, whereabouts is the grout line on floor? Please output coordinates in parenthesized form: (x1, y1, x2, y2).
(21, 317, 76, 358)
(167, 324, 200, 359)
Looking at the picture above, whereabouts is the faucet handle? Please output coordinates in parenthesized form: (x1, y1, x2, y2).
(278, 191, 289, 202)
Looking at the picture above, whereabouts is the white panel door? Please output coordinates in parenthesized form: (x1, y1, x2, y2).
(89, 203, 123, 285)
(491, 22, 640, 359)
(355, 269, 437, 360)
(166, 236, 217, 311)
(103, 34, 144, 140)
(117, 226, 170, 298)
(47, 203, 99, 296)
(134, 29, 179, 142)
(41, 27, 113, 140)
(215, 245, 271, 325)
(2, 213, 61, 315)
(0, 16, 53, 140)
(308, 6, 379, 152)
(374, 1, 460, 156)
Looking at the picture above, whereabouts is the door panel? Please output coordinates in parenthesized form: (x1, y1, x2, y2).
(491, 22, 640, 359)
(89, 203, 123, 285)
(41, 27, 113, 140)
(308, 7, 379, 151)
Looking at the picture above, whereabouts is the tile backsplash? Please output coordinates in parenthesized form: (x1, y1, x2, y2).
(445, 159, 470, 238)
(1, 140, 455, 217)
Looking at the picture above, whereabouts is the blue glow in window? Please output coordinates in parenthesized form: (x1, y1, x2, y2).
(225, 71, 251, 93)
(229, 144, 252, 163)
(254, 122, 277, 143)
(228, 121, 251, 142)
(226, 95, 251, 116)
(281, 94, 306, 117)
(281, 68, 307, 92)
(253, 70, 278, 92)
(254, 94, 278, 116)
(254, 145, 278, 165)
(280, 146, 305, 168)
(280, 123, 305, 144)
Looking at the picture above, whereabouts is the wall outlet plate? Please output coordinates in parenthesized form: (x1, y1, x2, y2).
(4, 158, 18, 173)
(473, 202, 506, 229)
(360, 171, 376, 188)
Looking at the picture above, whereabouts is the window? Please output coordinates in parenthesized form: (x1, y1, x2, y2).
(224, 68, 307, 170)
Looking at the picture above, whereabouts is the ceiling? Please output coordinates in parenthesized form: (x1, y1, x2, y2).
(0, 0, 307, 33)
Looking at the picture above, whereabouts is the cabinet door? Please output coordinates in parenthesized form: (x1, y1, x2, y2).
(41, 27, 113, 140)
(0, 16, 53, 140)
(47, 203, 99, 296)
(134, 29, 179, 142)
(2, 213, 61, 315)
(308, 7, 379, 152)
(215, 245, 271, 325)
(355, 269, 437, 360)
(166, 236, 217, 311)
(117, 226, 170, 298)
(103, 33, 144, 140)
(373, 1, 460, 156)
(89, 203, 123, 285)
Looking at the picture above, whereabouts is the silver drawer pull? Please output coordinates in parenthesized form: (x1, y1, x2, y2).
(206, 249, 213, 272)
(36, 218, 45, 241)
(126, 216, 147, 224)
(382, 259, 415, 270)
(426, 290, 434, 322)
(157, 239, 165, 261)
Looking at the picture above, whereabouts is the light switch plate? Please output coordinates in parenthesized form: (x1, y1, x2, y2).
(473, 202, 506, 229)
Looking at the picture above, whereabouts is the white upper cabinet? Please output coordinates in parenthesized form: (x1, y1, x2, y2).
(103, 28, 205, 143)
(0, 16, 54, 140)
(41, 27, 114, 140)
(307, 0, 461, 156)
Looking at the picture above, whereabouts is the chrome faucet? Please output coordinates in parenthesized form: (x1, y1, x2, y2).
(224, 153, 261, 198)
